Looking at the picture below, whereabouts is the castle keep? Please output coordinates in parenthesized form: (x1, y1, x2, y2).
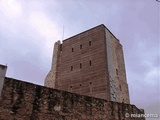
(45, 24, 130, 104)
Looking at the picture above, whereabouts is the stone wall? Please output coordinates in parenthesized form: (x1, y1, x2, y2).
(0, 77, 145, 120)
(0, 64, 7, 96)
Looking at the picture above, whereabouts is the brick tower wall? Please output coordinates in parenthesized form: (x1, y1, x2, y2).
(56, 25, 110, 100)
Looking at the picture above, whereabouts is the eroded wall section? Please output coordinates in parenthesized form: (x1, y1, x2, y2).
(45, 41, 61, 88)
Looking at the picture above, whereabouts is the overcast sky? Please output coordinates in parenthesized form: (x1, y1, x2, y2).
(0, 0, 159, 119)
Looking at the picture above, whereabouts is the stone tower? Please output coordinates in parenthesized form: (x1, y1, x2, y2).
(45, 24, 130, 103)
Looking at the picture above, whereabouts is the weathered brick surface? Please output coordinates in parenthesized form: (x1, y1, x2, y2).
(105, 29, 130, 103)
(0, 78, 145, 120)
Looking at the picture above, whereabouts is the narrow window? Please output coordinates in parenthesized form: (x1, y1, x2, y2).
(71, 66, 73, 71)
(116, 69, 118, 75)
(80, 84, 81, 86)
(60, 44, 62, 51)
(72, 48, 74, 52)
(80, 63, 82, 69)
(89, 41, 91, 46)
(80, 44, 82, 49)
(89, 60, 92, 66)
(119, 84, 122, 91)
